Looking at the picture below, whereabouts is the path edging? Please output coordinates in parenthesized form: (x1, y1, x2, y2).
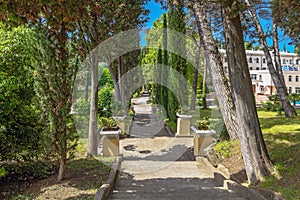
(204, 150, 285, 200)
(94, 156, 122, 200)
(198, 156, 267, 200)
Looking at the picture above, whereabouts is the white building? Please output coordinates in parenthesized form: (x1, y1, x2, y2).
(220, 49, 300, 103)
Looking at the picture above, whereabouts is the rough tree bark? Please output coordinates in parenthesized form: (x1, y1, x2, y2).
(221, 0, 273, 184)
(191, 0, 238, 140)
(190, 40, 200, 110)
(245, 0, 296, 117)
(84, 71, 89, 101)
(118, 56, 126, 105)
(109, 61, 122, 102)
(88, 49, 99, 156)
(202, 54, 208, 110)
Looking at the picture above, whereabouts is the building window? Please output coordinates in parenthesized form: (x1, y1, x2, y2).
(260, 86, 264, 93)
(256, 67, 260, 70)
(262, 58, 266, 63)
(250, 67, 253, 70)
(259, 75, 262, 81)
(250, 74, 257, 80)
(296, 59, 300, 65)
(224, 57, 228, 62)
(256, 58, 259, 63)
(249, 57, 252, 63)
(290, 59, 293, 64)
(283, 59, 286, 64)
(296, 76, 299, 82)
(288, 87, 292, 94)
(288, 75, 292, 82)
(296, 87, 300, 94)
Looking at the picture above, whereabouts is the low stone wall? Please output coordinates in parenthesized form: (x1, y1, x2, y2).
(203, 150, 285, 200)
(94, 156, 122, 200)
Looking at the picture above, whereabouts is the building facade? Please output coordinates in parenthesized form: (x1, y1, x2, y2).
(220, 49, 300, 103)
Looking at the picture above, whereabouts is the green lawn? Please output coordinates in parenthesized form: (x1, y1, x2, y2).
(214, 109, 300, 200)
(257, 109, 300, 200)
(258, 110, 300, 133)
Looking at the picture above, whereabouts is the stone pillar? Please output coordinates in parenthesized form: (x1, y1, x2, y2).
(100, 128, 120, 156)
(191, 126, 216, 157)
(176, 113, 192, 136)
(113, 116, 126, 138)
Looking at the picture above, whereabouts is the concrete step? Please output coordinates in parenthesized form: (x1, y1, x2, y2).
(108, 187, 246, 200)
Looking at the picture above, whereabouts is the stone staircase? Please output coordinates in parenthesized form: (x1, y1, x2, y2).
(108, 160, 246, 200)
(106, 94, 254, 200)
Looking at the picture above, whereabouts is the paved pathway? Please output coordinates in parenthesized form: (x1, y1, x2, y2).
(129, 93, 171, 138)
(108, 94, 250, 199)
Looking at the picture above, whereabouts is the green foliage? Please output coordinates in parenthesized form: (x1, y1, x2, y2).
(72, 98, 90, 115)
(196, 117, 210, 130)
(176, 105, 190, 115)
(1, 160, 51, 181)
(216, 110, 300, 199)
(165, 119, 177, 132)
(0, 24, 44, 162)
(98, 68, 113, 88)
(261, 94, 283, 115)
(272, 0, 300, 44)
(98, 83, 114, 118)
(98, 117, 117, 128)
(167, 1, 187, 122)
(0, 166, 7, 178)
(111, 101, 127, 116)
(31, 27, 79, 180)
(13, 194, 34, 200)
(214, 139, 240, 158)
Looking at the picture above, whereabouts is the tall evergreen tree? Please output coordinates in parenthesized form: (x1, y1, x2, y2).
(161, 13, 169, 117)
(167, 0, 187, 122)
(155, 46, 163, 104)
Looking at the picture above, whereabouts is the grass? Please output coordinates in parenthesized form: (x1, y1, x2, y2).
(258, 109, 300, 200)
(215, 109, 300, 200)
(1, 138, 114, 200)
(214, 139, 240, 158)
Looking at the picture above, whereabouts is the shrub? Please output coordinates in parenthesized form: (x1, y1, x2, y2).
(196, 117, 210, 130)
(98, 117, 118, 128)
(98, 84, 113, 117)
(111, 101, 127, 116)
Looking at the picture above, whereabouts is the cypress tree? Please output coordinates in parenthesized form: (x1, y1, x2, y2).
(155, 46, 163, 104)
(167, 0, 187, 122)
(161, 13, 169, 117)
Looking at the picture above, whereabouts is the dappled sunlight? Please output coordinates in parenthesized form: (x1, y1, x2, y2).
(259, 113, 300, 133)
(261, 131, 300, 200)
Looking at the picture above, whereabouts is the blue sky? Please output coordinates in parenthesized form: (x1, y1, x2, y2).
(145, 0, 164, 28)
(143, 0, 295, 52)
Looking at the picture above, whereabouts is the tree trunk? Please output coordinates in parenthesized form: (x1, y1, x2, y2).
(191, 0, 238, 140)
(57, 151, 67, 181)
(88, 50, 98, 156)
(202, 55, 207, 109)
(84, 71, 89, 101)
(118, 56, 126, 105)
(190, 42, 200, 110)
(221, 1, 273, 184)
(272, 23, 284, 77)
(245, 0, 296, 117)
(109, 62, 121, 102)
